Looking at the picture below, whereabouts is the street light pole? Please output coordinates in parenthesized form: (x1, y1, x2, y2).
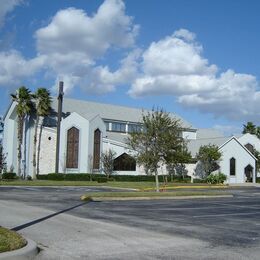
(55, 81, 64, 174)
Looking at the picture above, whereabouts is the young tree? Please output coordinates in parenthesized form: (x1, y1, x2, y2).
(243, 122, 256, 135)
(165, 145, 191, 180)
(128, 109, 184, 192)
(11, 87, 33, 178)
(101, 149, 116, 179)
(196, 144, 221, 178)
(32, 88, 52, 179)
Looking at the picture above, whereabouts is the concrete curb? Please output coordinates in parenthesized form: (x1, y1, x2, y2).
(0, 238, 38, 260)
(89, 194, 233, 201)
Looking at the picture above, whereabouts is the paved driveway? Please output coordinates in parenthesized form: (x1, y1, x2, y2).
(0, 186, 260, 259)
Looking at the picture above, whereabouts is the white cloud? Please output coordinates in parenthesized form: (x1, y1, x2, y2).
(0, 0, 22, 27)
(0, 0, 140, 94)
(0, 50, 44, 88)
(34, 0, 139, 94)
(129, 29, 260, 121)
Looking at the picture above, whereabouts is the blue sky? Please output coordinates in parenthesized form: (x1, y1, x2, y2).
(1, 0, 260, 135)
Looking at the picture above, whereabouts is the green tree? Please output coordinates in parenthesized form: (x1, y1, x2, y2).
(165, 144, 191, 180)
(252, 148, 260, 172)
(32, 88, 52, 179)
(11, 87, 33, 178)
(195, 144, 222, 179)
(101, 149, 116, 179)
(243, 122, 256, 135)
(128, 109, 184, 192)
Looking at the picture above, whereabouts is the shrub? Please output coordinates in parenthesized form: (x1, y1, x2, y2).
(206, 173, 226, 184)
(27, 176, 32, 181)
(36, 173, 191, 182)
(2, 172, 17, 180)
(97, 177, 107, 183)
(193, 178, 207, 183)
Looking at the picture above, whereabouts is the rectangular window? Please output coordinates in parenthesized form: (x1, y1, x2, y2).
(111, 122, 126, 133)
(128, 124, 142, 133)
(104, 121, 110, 131)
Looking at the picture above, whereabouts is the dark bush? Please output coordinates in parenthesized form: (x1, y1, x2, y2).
(256, 177, 260, 183)
(97, 177, 107, 183)
(36, 173, 192, 182)
(27, 176, 32, 181)
(2, 172, 17, 180)
(193, 178, 207, 183)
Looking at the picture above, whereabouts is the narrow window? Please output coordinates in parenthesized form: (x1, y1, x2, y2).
(230, 157, 236, 176)
(113, 153, 136, 171)
(66, 127, 79, 168)
(93, 129, 101, 169)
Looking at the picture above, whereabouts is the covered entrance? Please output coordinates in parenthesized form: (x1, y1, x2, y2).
(244, 164, 253, 182)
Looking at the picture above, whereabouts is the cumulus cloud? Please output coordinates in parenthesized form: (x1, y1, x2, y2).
(34, 0, 139, 93)
(0, 0, 22, 27)
(0, 50, 44, 87)
(129, 29, 260, 121)
(0, 0, 140, 94)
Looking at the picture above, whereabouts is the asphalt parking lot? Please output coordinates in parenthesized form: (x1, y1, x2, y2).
(0, 186, 260, 259)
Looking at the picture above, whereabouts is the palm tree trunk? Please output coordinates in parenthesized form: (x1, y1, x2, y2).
(36, 118, 43, 177)
(17, 116, 24, 178)
(32, 115, 39, 179)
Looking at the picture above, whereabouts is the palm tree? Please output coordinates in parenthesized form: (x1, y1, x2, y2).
(32, 88, 52, 179)
(242, 122, 256, 135)
(11, 87, 33, 178)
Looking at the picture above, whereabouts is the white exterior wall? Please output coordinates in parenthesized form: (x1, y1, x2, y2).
(3, 103, 18, 173)
(219, 139, 256, 184)
(60, 113, 90, 173)
(60, 113, 106, 174)
(38, 127, 56, 174)
(182, 130, 196, 140)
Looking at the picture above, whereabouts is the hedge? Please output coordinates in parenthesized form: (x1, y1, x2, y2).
(37, 173, 191, 182)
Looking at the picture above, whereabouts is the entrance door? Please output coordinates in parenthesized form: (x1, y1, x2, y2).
(244, 165, 253, 182)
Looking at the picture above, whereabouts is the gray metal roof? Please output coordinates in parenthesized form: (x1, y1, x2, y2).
(51, 97, 193, 129)
(105, 132, 129, 144)
(187, 136, 230, 158)
(196, 128, 224, 139)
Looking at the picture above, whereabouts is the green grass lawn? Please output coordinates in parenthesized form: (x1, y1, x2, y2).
(0, 179, 228, 190)
(81, 190, 230, 200)
(0, 227, 26, 253)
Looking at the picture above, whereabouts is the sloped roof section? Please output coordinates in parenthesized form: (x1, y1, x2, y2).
(187, 136, 230, 158)
(196, 128, 224, 139)
(51, 97, 193, 129)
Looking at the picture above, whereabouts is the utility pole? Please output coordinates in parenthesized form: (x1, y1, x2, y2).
(55, 81, 64, 174)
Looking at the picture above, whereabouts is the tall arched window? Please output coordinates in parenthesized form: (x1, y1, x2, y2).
(66, 127, 79, 168)
(230, 157, 236, 176)
(93, 129, 101, 169)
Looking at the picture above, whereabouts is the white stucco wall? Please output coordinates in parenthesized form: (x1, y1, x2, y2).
(182, 130, 196, 140)
(3, 103, 18, 173)
(37, 127, 57, 174)
(219, 138, 256, 184)
(60, 113, 90, 173)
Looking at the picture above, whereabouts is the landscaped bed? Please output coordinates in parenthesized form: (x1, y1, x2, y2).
(0, 226, 26, 253)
